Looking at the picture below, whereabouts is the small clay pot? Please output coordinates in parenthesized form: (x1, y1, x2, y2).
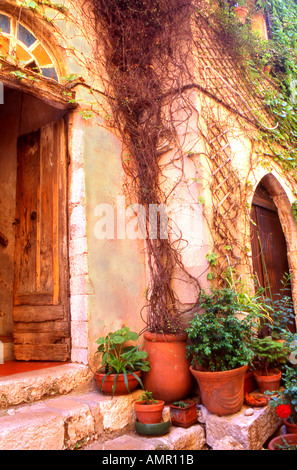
(134, 400, 165, 424)
(169, 403, 197, 428)
(284, 417, 297, 434)
(253, 369, 281, 393)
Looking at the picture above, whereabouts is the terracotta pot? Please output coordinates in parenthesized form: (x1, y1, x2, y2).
(284, 417, 297, 434)
(234, 6, 249, 24)
(190, 364, 248, 416)
(268, 433, 297, 450)
(253, 369, 281, 393)
(95, 370, 141, 395)
(142, 332, 193, 403)
(134, 400, 165, 424)
(244, 371, 257, 394)
(169, 403, 197, 428)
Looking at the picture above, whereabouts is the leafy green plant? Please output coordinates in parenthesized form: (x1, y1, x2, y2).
(138, 390, 158, 404)
(186, 288, 257, 372)
(251, 336, 288, 375)
(172, 401, 189, 408)
(274, 437, 297, 450)
(267, 366, 297, 425)
(256, 274, 296, 340)
(95, 327, 150, 395)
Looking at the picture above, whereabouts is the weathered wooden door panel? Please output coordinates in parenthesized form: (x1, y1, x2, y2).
(251, 204, 290, 300)
(251, 183, 295, 333)
(13, 120, 69, 361)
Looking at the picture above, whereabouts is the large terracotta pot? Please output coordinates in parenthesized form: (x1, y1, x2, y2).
(190, 364, 248, 416)
(253, 369, 281, 393)
(95, 370, 141, 395)
(142, 332, 193, 403)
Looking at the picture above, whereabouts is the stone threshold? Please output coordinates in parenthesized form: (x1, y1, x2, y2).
(0, 362, 93, 408)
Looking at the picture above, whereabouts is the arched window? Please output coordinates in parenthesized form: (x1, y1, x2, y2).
(0, 12, 59, 81)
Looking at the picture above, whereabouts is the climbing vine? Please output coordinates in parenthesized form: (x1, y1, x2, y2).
(11, 0, 297, 331)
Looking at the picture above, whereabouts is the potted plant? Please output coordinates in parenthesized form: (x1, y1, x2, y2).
(94, 327, 150, 396)
(169, 400, 198, 428)
(268, 434, 297, 450)
(267, 366, 297, 433)
(134, 390, 165, 424)
(251, 336, 288, 393)
(142, 328, 193, 403)
(234, 2, 249, 24)
(186, 288, 256, 416)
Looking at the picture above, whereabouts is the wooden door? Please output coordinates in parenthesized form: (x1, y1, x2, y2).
(251, 183, 295, 332)
(251, 204, 290, 299)
(251, 184, 290, 300)
(13, 119, 70, 361)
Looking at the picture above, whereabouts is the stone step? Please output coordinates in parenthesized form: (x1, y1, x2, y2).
(0, 363, 93, 408)
(0, 364, 283, 451)
(0, 387, 206, 450)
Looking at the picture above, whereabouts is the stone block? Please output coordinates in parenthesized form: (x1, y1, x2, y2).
(70, 294, 88, 322)
(70, 204, 87, 240)
(99, 390, 143, 434)
(159, 424, 206, 450)
(43, 396, 95, 448)
(71, 321, 88, 349)
(0, 410, 64, 450)
(202, 404, 282, 450)
(0, 363, 92, 408)
(70, 253, 89, 277)
(71, 347, 89, 365)
(70, 168, 86, 205)
(69, 237, 88, 258)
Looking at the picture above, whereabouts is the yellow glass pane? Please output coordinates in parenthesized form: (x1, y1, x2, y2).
(16, 43, 32, 62)
(0, 36, 10, 55)
(31, 43, 52, 67)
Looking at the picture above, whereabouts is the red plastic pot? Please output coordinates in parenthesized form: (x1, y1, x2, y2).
(190, 364, 248, 416)
(253, 369, 281, 393)
(142, 332, 193, 403)
(95, 370, 142, 395)
(134, 400, 165, 424)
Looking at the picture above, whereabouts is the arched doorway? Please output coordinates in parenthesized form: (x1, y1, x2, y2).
(251, 178, 296, 333)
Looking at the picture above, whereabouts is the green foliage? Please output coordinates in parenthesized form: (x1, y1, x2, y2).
(186, 288, 256, 372)
(95, 327, 150, 395)
(215, 0, 297, 174)
(139, 390, 158, 404)
(267, 366, 297, 424)
(256, 274, 296, 340)
(292, 201, 297, 224)
(172, 401, 189, 408)
(251, 336, 288, 375)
